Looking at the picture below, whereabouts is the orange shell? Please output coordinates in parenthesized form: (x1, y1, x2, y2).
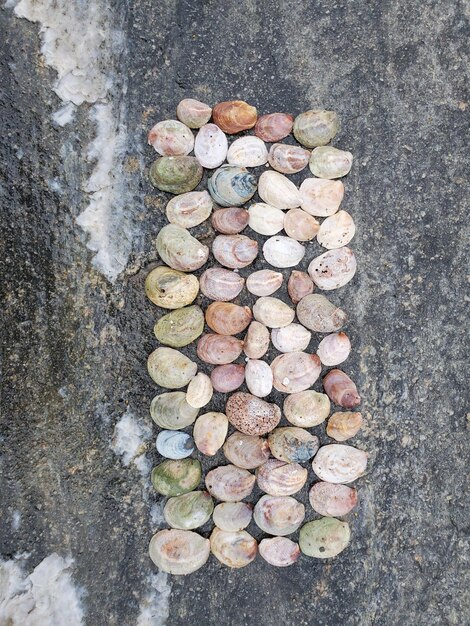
(212, 100, 257, 134)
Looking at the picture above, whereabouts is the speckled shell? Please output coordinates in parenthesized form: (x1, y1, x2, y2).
(254, 495, 305, 536)
(256, 459, 307, 496)
(196, 334, 243, 365)
(147, 347, 197, 389)
(326, 412, 363, 442)
(176, 98, 212, 129)
(317, 332, 351, 366)
(208, 166, 257, 207)
(283, 209, 319, 241)
(243, 321, 270, 359)
(193, 412, 229, 456)
(223, 432, 270, 469)
(308, 247, 357, 290)
(156, 224, 209, 272)
(150, 391, 198, 430)
(299, 178, 344, 216)
(212, 100, 257, 134)
(153, 305, 204, 348)
(271, 352, 322, 393)
(271, 323, 311, 353)
(210, 528, 257, 568)
(227, 136, 268, 167)
(309, 147, 353, 179)
(149, 156, 203, 194)
(212, 502, 253, 532)
(149, 529, 210, 575)
(199, 268, 245, 301)
(254, 112, 294, 142)
(323, 369, 361, 409)
(205, 302, 252, 335)
(263, 236, 305, 268)
(211, 207, 249, 234)
(148, 120, 195, 156)
(287, 270, 314, 305)
(252, 297, 295, 328)
(258, 171, 300, 209)
(156, 430, 195, 459)
(186, 372, 213, 409)
(248, 203, 285, 236)
(259, 537, 301, 567)
(210, 364, 245, 393)
(151, 458, 202, 496)
(246, 270, 283, 296)
(312, 444, 367, 483)
(145, 266, 199, 309)
(205, 465, 256, 501)
(283, 390, 330, 428)
(293, 110, 339, 148)
(268, 143, 310, 174)
(268, 427, 319, 463)
(317, 210, 356, 249)
(245, 359, 273, 398)
(299, 518, 350, 558)
(164, 491, 214, 530)
(194, 123, 228, 169)
(309, 482, 358, 517)
(296, 294, 348, 333)
(166, 190, 213, 228)
(226, 392, 281, 436)
(212, 234, 258, 269)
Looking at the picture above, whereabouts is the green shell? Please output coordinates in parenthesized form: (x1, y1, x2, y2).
(154, 305, 204, 348)
(145, 266, 199, 309)
(150, 391, 198, 430)
(293, 110, 339, 148)
(299, 517, 351, 558)
(309, 147, 353, 180)
(149, 156, 203, 194)
(147, 347, 197, 388)
(164, 491, 214, 530)
(152, 459, 202, 496)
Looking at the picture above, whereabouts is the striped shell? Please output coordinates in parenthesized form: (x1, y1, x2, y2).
(205, 302, 252, 335)
(199, 268, 245, 301)
(149, 529, 210, 575)
(311, 444, 368, 483)
(223, 432, 270, 469)
(150, 392, 198, 430)
(156, 430, 195, 460)
(149, 156, 203, 194)
(268, 143, 310, 174)
(256, 459, 308, 496)
(211, 207, 249, 234)
(212, 234, 258, 269)
(317, 332, 351, 366)
(254, 113, 294, 142)
(293, 110, 339, 148)
(271, 323, 312, 353)
(227, 136, 268, 167)
(153, 305, 204, 348)
(208, 165, 257, 207)
(166, 191, 213, 228)
(151, 458, 202, 497)
(246, 270, 283, 296)
(164, 491, 214, 530)
(205, 465, 256, 501)
(309, 147, 353, 179)
(270, 352, 322, 393)
(309, 482, 358, 516)
(196, 334, 243, 365)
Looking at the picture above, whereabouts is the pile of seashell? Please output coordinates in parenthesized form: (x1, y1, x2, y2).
(145, 99, 366, 575)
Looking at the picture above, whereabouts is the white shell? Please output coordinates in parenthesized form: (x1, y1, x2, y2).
(227, 136, 268, 167)
(299, 178, 344, 216)
(212, 502, 253, 531)
(258, 171, 301, 209)
(317, 332, 351, 366)
(243, 321, 270, 359)
(271, 323, 311, 353)
(149, 529, 210, 575)
(263, 236, 305, 268)
(248, 203, 285, 235)
(308, 247, 357, 290)
(311, 444, 368, 483)
(317, 210, 356, 249)
(259, 537, 300, 567)
(245, 359, 273, 397)
(186, 372, 213, 408)
(246, 270, 283, 296)
(309, 146, 353, 179)
(210, 528, 257, 568)
(166, 191, 213, 228)
(148, 120, 194, 156)
(194, 123, 228, 169)
(271, 352, 322, 393)
(254, 495, 305, 536)
(193, 412, 228, 456)
(252, 297, 295, 328)
(156, 430, 195, 459)
(283, 390, 330, 427)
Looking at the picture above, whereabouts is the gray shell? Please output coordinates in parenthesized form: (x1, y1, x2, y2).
(208, 165, 257, 207)
(156, 430, 195, 459)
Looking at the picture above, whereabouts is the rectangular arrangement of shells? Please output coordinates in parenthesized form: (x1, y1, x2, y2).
(145, 98, 366, 574)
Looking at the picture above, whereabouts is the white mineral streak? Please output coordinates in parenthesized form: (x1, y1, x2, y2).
(136, 572, 171, 626)
(111, 409, 152, 476)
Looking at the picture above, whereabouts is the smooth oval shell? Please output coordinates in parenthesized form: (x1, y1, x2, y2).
(212, 502, 253, 532)
(323, 369, 361, 408)
(147, 347, 197, 389)
(148, 120, 194, 156)
(156, 430, 195, 459)
(205, 302, 252, 335)
(263, 236, 305, 268)
(145, 266, 199, 309)
(309, 147, 353, 179)
(197, 334, 243, 365)
(210, 364, 245, 393)
(194, 123, 228, 169)
(299, 518, 350, 558)
(309, 482, 358, 516)
(252, 297, 295, 328)
(271, 352, 322, 393)
(149, 156, 203, 194)
(153, 305, 204, 348)
(212, 234, 258, 269)
(258, 171, 300, 209)
(186, 373, 213, 409)
(245, 359, 273, 398)
(151, 458, 202, 496)
(296, 294, 348, 333)
(308, 247, 357, 290)
(226, 392, 281, 436)
(300, 178, 344, 216)
(317, 332, 351, 366)
(150, 391, 198, 430)
(223, 432, 270, 469)
(293, 110, 339, 148)
(212, 100, 257, 134)
(176, 98, 212, 129)
(199, 268, 244, 301)
(227, 136, 268, 167)
(283, 390, 330, 428)
(271, 323, 311, 353)
(259, 537, 300, 567)
(156, 224, 209, 272)
(268, 427, 319, 463)
(327, 412, 363, 442)
(268, 143, 310, 174)
(246, 270, 283, 296)
(210, 528, 257, 568)
(248, 203, 285, 236)
(205, 465, 255, 501)
(312, 444, 367, 483)
(149, 529, 210, 575)
(254, 495, 305, 536)
(211, 207, 249, 234)
(287, 270, 314, 305)
(193, 412, 228, 456)
(208, 166, 257, 207)
(255, 112, 294, 142)
(256, 459, 308, 496)
(284, 209, 319, 241)
(164, 491, 214, 530)
(166, 190, 213, 228)
(317, 210, 356, 249)
(243, 321, 270, 359)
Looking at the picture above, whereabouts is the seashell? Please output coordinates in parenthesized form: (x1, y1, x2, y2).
(212, 100, 257, 134)
(248, 203, 285, 236)
(317, 210, 356, 249)
(258, 171, 300, 210)
(293, 110, 339, 148)
(212, 234, 258, 269)
(243, 321, 270, 359)
(226, 392, 281, 436)
(145, 266, 199, 309)
(270, 352, 322, 393)
(223, 432, 270, 469)
(186, 372, 213, 409)
(194, 123, 228, 169)
(246, 270, 283, 296)
(149, 156, 203, 194)
(156, 224, 209, 272)
(254, 112, 294, 142)
(205, 465, 256, 501)
(150, 391, 198, 430)
(268, 427, 319, 463)
(283, 390, 330, 428)
(271, 323, 311, 353)
(147, 347, 197, 389)
(205, 302, 252, 335)
(227, 136, 268, 167)
(153, 305, 204, 348)
(287, 270, 314, 305)
(323, 369, 361, 408)
(210, 364, 245, 393)
(254, 495, 305, 536)
(309, 482, 358, 516)
(256, 459, 307, 496)
(210, 528, 257, 568)
(166, 190, 213, 228)
(252, 297, 295, 328)
(283, 209, 319, 241)
(149, 529, 210, 575)
(308, 247, 357, 290)
(212, 502, 253, 532)
(176, 98, 212, 129)
(193, 412, 228, 456)
(259, 537, 300, 567)
(156, 430, 195, 459)
(296, 294, 348, 333)
(208, 165, 257, 207)
(196, 334, 243, 365)
(309, 146, 353, 179)
(317, 332, 351, 366)
(299, 518, 350, 558)
(299, 178, 344, 216)
(211, 207, 249, 234)
(263, 236, 305, 268)
(151, 458, 202, 496)
(327, 412, 363, 442)
(311, 444, 367, 483)
(268, 143, 310, 174)
(148, 120, 194, 156)
(245, 359, 273, 398)
(164, 491, 214, 530)
(199, 268, 244, 301)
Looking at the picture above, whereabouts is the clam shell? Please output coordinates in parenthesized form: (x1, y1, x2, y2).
(245, 359, 273, 398)
(311, 444, 367, 483)
(156, 224, 209, 272)
(254, 495, 305, 536)
(309, 482, 358, 516)
(223, 432, 270, 469)
(248, 203, 285, 236)
(151, 458, 202, 496)
(166, 190, 213, 228)
(327, 412, 363, 442)
(287, 270, 314, 305)
(259, 537, 300, 567)
(268, 427, 319, 463)
(226, 392, 281, 436)
(164, 491, 214, 530)
(296, 294, 347, 333)
(205, 465, 256, 501)
(268, 143, 310, 174)
(210, 364, 245, 393)
(258, 171, 300, 209)
(212, 502, 253, 532)
(199, 268, 244, 301)
(211, 207, 249, 234)
(208, 165, 257, 207)
(145, 266, 199, 309)
(270, 352, 321, 393)
(283, 390, 330, 428)
(293, 110, 339, 148)
(252, 297, 295, 328)
(205, 302, 252, 335)
(196, 334, 243, 365)
(148, 119, 194, 156)
(176, 98, 212, 129)
(194, 123, 228, 168)
(147, 347, 197, 389)
(256, 459, 307, 496)
(193, 412, 228, 456)
(308, 247, 357, 290)
(271, 323, 311, 353)
(210, 528, 257, 568)
(186, 372, 213, 409)
(212, 100, 257, 134)
(263, 236, 305, 268)
(150, 391, 198, 430)
(317, 210, 356, 249)
(149, 156, 203, 194)
(153, 305, 204, 348)
(149, 529, 210, 575)
(212, 234, 258, 269)
(317, 332, 351, 366)
(299, 178, 344, 216)
(243, 321, 270, 359)
(323, 369, 361, 408)
(254, 112, 294, 142)
(227, 136, 268, 167)
(283, 209, 319, 241)
(309, 146, 353, 179)
(299, 518, 350, 558)
(246, 270, 283, 296)
(156, 430, 195, 459)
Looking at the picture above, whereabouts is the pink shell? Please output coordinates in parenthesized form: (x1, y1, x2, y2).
(211, 364, 245, 392)
(322, 369, 361, 408)
(212, 235, 258, 269)
(197, 334, 243, 365)
(211, 207, 249, 234)
(254, 113, 294, 142)
(309, 482, 358, 516)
